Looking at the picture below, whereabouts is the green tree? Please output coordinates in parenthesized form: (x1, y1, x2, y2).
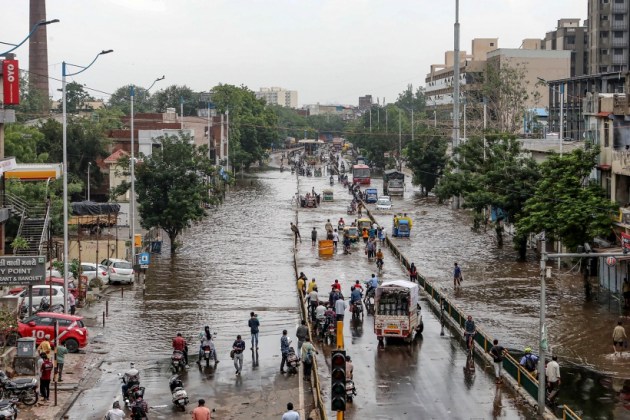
(4, 124, 48, 163)
(9, 75, 49, 121)
(108, 85, 155, 115)
(436, 133, 540, 254)
(405, 125, 448, 196)
(153, 85, 198, 116)
(132, 133, 218, 254)
(395, 84, 426, 113)
(58, 81, 95, 113)
(517, 147, 617, 251)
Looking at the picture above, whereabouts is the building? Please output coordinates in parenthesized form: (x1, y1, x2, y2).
(543, 18, 588, 77)
(303, 104, 356, 120)
(256, 87, 298, 108)
(588, 0, 630, 74)
(358, 95, 372, 111)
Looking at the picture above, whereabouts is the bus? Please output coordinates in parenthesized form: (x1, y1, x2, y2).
(352, 164, 371, 185)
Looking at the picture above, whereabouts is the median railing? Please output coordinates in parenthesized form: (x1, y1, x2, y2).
(363, 204, 581, 419)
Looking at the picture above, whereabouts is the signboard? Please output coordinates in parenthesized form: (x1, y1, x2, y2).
(0, 256, 46, 285)
(2, 60, 19, 105)
(138, 252, 150, 269)
(606, 256, 617, 267)
(622, 232, 630, 251)
(134, 234, 142, 248)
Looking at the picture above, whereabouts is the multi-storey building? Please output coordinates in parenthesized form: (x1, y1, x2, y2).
(588, 0, 630, 74)
(256, 87, 298, 108)
(358, 95, 372, 111)
(543, 18, 588, 77)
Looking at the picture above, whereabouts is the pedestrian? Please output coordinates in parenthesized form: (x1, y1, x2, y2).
(68, 292, 76, 315)
(280, 330, 291, 374)
(545, 355, 561, 395)
(105, 401, 125, 420)
(334, 295, 347, 322)
(332, 229, 339, 250)
(282, 402, 300, 420)
(290, 222, 301, 245)
(409, 263, 418, 282)
(296, 320, 309, 352)
(249, 312, 260, 350)
(308, 287, 319, 320)
(613, 320, 628, 355)
(232, 334, 245, 375)
(39, 353, 53, 401)
(489, 339, 505, 384)
(296, 273, 307, 297)
(325, 219, 333, 235)
(301, 337, 318, 381)
(453, 262, 463, 288)
(379, 226, 386, 245)
(362, 228, 368, 244)
(192, 398, 212, 420)
(37, 334, 52, 360)
(311, 228, 317, 247)
(55, 341, 69, 382)
(307, 278, 317, 294)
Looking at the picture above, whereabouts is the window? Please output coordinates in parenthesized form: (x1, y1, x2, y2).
(615, 14, 625, 20)
(35, 317, 54, 326)
(602, 49, 609, 54)
(601, 15, 609, 20)
(490, 42, 495, 46)
(605, 120, 610, 147)
(566, 35, 576, 44)
(601, 31, 610, 38)
(614, 48, 624, 54)
(614, 31, 624, 38)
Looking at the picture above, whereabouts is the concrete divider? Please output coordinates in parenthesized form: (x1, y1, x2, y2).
(362, 203, 570, 420)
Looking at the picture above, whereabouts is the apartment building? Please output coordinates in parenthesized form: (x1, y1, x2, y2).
(543, 18, 588, 77)
(358, 95, 373, 111)
(588, 0, 630, 74)
(256, 87, 298, 108)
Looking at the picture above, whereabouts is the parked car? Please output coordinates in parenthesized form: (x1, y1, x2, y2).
(79, 263, 109, 283)
(16, 312, 88, 352)
(376, 196, 393, 210)
(100, 258, 134, 285)
(7, 285, 65, 311)
(8, 277, 87, 300)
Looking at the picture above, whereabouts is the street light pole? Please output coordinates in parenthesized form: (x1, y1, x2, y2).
(538, 234, 547, 415)
(560, 83, 564, 157)
(130, 85, 135, 266)
(0, 19, 59, 57)
(87, 162, 91, 201)
(452, 0, 461, 209)
(62, 50, 112, 313)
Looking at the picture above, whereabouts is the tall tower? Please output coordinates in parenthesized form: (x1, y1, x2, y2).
(28, 0, 49, 112)
(588, 0, 630, 74)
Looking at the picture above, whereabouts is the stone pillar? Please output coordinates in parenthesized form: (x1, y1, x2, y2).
(29, 0, 50, 113)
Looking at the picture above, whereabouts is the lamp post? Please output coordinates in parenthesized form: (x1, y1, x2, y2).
(538, 77, 565, 156)
(87, 162, 92, 201)
(62, 50, 112, 313)
(0, 19, 59, 57)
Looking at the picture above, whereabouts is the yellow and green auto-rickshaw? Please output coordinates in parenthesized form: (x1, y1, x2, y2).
(322, 189, 334, 202)
(357, 218, 372, 232)
(343, 226, 359, 242)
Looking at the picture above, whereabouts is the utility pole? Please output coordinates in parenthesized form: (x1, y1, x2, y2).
(452, 0, 461, 209)
(87, 162, 91, 201)
(398, 110, 402, 171)
(226, 109, 230, 174)
(537, 233, 547, 416)
(411, 109, 414, 143)
(560, 83, 564, 156)
(130, 86, 136, 267)
(369, 107, 372, 133)
(483, 97, 487, 161)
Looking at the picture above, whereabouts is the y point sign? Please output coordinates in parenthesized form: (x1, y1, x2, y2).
(0, 256, 46, 285)
(2, 59, 20, 105)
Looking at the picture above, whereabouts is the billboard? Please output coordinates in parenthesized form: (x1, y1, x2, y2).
(0, 256, 46, 286)
(2, 59, 19, 105)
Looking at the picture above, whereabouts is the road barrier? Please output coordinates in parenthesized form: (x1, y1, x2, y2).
(362, 204, 581, 420)
(293, 208, 328, 420)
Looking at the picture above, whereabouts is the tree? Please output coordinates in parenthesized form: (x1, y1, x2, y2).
(132, 133, 218, 254)
(152, 85, 198, 116)
(436, 133, 540, 254)
(395, 84, 426, 113)
(58, 81, 95, 113)
(405, 125, 448, 196)
(482, 62, 539, 134)
(516, 147, 617, 251)
(9, 75, 49, 121)
(108, 85, 155, 115)
(4, 124, 48, 163)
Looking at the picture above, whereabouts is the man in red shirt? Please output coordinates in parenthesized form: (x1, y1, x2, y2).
(40, 353, 53, 401)
(172, 333, 188, 367)
(331, 279, 341, 291)
(192, 398, 212, 420)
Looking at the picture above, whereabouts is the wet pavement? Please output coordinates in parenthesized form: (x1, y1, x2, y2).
(65, 170, 314, 419)
(294, 173, 536, 419)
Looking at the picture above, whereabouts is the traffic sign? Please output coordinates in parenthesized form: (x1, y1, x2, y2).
(138, 252, 150, 269)
(606, 256, 617, 267)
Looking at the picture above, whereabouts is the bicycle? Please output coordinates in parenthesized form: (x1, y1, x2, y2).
(376, 258, 383, 274)
(465, 333, 476, 372)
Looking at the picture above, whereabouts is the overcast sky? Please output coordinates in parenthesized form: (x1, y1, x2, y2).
(3, 0, 586, 107)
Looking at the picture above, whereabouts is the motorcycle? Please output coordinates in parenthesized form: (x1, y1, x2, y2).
(286, 347, 300, 374)
(0, 398, 18, 419)
(351, 301, 363, 320)
(169, 375, 189, 411)
(346, 380, 357, 402)
(376, 258, 384, 273)
(363, 287, 375, 315)
(324, 319, 336, 346)
(171, 350, 185, 373)
(347, 205, 356, 216)
(120, 375, 144, 407)
(0, 371, 37, 406)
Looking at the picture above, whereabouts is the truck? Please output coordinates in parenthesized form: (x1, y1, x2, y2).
(383, 169, 405, 196)
(374, 280, 423, 343)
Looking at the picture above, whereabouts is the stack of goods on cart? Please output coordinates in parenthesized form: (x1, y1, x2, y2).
(377, 289, 410, 316)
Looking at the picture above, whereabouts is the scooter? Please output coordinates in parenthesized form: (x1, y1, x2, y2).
(346, 380, 357, 402)
(169, 375, 189, 411)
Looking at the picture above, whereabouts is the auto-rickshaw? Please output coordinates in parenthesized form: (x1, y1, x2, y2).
(358, 218, 372, 232)
(322, 189, 334, 202)
(343, 226, 359, 242)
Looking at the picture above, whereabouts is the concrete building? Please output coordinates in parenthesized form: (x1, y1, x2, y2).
(543, 18, 588, 77)
(588, 0, 630, 74)
(358, 95, 372, 111)
(303, 104, 355, 120)
(256, 87, 298, 108)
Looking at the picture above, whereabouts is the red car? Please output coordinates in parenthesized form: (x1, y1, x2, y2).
(16, 312, 88, 352)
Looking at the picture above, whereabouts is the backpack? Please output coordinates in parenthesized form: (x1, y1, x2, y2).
(304, 348, 313, 364)
(524, 355, 536, 372)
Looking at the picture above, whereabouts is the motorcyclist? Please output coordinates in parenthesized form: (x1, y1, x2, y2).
(323, 305, 337, 338)
(376, 248, 384, 269)
(121, 362, 140, 399)
(349, 286, 362, 313)
(197, 326, 219, 366)
(338, 217, 345, 228)
(365, 274, 379, 299)
(345, 355, 354, 380)
(105, 401, 125, 420)
(172, 332, 188, 367)
(131, 392, 149, 420)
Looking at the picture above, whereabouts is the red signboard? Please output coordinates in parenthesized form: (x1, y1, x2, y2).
(2, 59, 19, 105)
(622, 232, 630, 251)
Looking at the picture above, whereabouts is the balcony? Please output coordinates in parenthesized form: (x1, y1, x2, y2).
(613, 2, 628, 13)
(612, 36, 628, 47)
(612, 19, 628, 30)
(613, 52, 628, 64)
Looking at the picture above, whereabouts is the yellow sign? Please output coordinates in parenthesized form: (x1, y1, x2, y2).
(134, 234, 142, 248)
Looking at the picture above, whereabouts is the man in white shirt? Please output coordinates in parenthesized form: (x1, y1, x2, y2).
(335, 297, 347, 322)
(545, 355, 561, 393)
(105, 401, 125, 420)
(282, 402, 300, 420)
(332, 230, 339, 249)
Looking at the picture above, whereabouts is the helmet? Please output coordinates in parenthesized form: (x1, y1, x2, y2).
(524, 347, 532, 353)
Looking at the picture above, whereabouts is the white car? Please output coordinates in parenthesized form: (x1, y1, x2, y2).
(7, 285, 65, 311)
(376, 196, 393, 210)
(100, 258, 134, 285)
(79, 263, 109, 283)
